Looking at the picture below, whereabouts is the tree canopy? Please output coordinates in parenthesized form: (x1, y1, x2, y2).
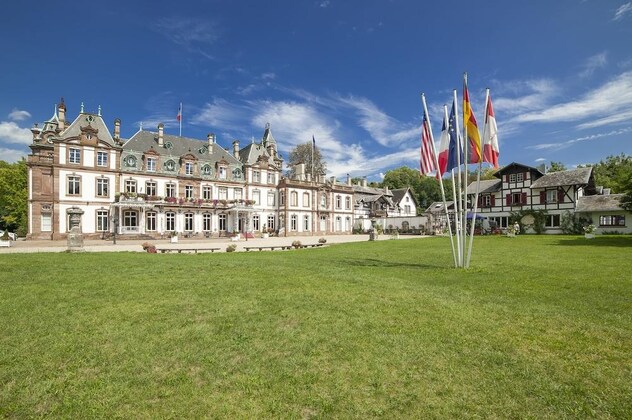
(286, 142, 326, 179)
(380, 166, 453, 211)
(547, 161, 567, 172)
(0, 160, 28, 236)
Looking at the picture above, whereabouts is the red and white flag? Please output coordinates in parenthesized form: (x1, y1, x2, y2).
(482, 95, 499, 168)
(420, 111, 437, 177)
(176, 103, 182, 122)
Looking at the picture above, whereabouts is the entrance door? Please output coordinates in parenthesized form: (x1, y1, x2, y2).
(320, 215, 327, 232)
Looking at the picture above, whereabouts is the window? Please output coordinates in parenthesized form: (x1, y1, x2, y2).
(202, 185, 212, 200)
(97, 151, 108, 167)
(267, 215, 275, 230)
(345, 196, 351, 210)
(509, 192, 525, 206)
(184, 213, 194, 231)
(201, 165, 212, 176)
(345, 217, 351, 231)
(147, 157, 156, 172)
(218, 187, 228, 200)
(290, 191, 298, 206)
(145, 181, 157, 197)
(509, 173, 516, 183)
(125, 179, 137, 194)
(96, 210, 109, 232)
(146, 212, 157, 231)
(267, 192, 275, 206)
(69, 148, 81, 164)
(267, 172, 275, 184)
(482, 195, 491, 207)
(165, 183, 176, 198)
(184, 185, 194, 199)
(203, 213, 212, 231)
(320, 194, 327, 208)
(490, 216, 509, 228)
(234, 188, 243, 200)
(291, 215, 297, 231)
(336, 195, 342, 209)
(545, 214, 560, 228)
(67, 175, 81, 195)
(218, 214, 227, 231)
(335, 216, 342, 232)
(185, 162, 194, 175)
(232, 168, 242, 179)
(124, 155, 137, 168)
(404, 205, 411, 214)
(516, 173, 524, 182)
(123, 211, 137, 229)
(219, 166, 227, 179)
(279, 191, 285, 206)
(304, 215, 310, 231)
(164, 160, 176, 171)
(253, 215, 260, 231)
(253, 190, 261, 205)
(41, 214, 52, 232)
(96, 178, 109, 197)
(166, 212, 175, 231)
(599, 215, 625, 227)
(546, 189, 558, 204)
(253, 170, 261, 183)
(303, 192, 310, 207)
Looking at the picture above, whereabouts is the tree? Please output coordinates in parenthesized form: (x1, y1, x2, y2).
(286, 142, 326, 179)
(0, 160, 28, 236)
(548, 161, 567, 172)
(589, 154, 632, 193)
(381, 166, 453, 211)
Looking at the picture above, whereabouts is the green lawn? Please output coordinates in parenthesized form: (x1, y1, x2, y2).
(1, 236, 630, 418)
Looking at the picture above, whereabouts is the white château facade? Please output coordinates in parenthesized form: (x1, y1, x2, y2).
(26, 100, 354, 240)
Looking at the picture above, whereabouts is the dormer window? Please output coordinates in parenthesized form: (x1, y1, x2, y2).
(164, 160, 176, 172)
(185, 162, 194, 175)
(201, 164, 212, 176)
(219, 166, 227, 179)
(509, 174, 516, 183)
(147, 157, 156, 172)
(124, 155, 137, 168)
(233, 168, 242, 179)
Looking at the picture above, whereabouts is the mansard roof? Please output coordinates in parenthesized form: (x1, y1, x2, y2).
(575, 194, 624, 213)
(60, 112, 115, 146)
(239, 142, 276, 167)
(124, 130, 241, 165)
(530, 167, 593, 189)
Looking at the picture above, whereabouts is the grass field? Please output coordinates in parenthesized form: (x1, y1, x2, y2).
(1, 235, 631, 418)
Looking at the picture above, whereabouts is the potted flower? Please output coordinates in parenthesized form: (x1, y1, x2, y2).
(583, 224, 596, 239)
(0, 230, 12, 247)
(169, 231, 178, 243)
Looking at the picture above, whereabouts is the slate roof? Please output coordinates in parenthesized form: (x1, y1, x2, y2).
(60, 112, 115, 146)
(124, 130, 241, 165)
(530, 167, 593, 189)
(426, 201, 455, 213)
(575, 194, 625, 213)
(239, 142, 275, 166)
(466, 179, 502, 193)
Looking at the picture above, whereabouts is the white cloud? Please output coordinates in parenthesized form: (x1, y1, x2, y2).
(494, 79, 559, 115)
(319, 0, 330, 8)
(510, 72, 632, 125)
(579, 52, 608, 78)
(613, 2, 632, 20)
(534, 158, 547, 162)
(0, 121, 32, 145)
(527, 126, 632, 151)
(0, 147, 27, 163)
(8, 109, 31, 121)
(153, 17, 219, 59)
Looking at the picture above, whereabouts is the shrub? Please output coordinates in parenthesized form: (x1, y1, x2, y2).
(226, 244, 237, 252)
(292, 240, 302, 249)
(318, 237, 327, 244)
(141, 242, 157, 253)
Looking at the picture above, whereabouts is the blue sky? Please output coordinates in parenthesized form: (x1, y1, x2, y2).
(1, 0, 631, 180)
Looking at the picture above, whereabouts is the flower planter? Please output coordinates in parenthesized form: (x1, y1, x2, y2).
(262, 233, 269, 239)
(170, 236, 178, 244)
(584, 233, 594, 239)
(0, 240, 11, 247)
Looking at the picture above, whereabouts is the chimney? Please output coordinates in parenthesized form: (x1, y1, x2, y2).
(31, 123, 41, 142)
(57, 98, 66, 130)
(113, 118, 121, 139)
(384, 185, 389, 194)
(157, 123, 164, 147)
(296, 163, 305, 181)
(362, 177, 367, 187)
(207, 133, 215, 145)
(347, 173, 352, 185)
(330, 176, 336, 185)
(232, 140, 240, 157)
(306, 173, 312, 182)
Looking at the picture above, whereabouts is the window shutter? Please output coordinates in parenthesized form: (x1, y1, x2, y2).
(558, 189, 565, 203)
(540, 191, 546, 204)
(521, 192, 527, 205)
(525, 171, 530, 180)
(505, 174, 509, 182)
(506, 194, 511, 206)
(477, 195, 482, 207)
(491, 195, 496, 207)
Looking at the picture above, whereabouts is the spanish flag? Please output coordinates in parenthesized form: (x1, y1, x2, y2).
(463, 81, 481, 164)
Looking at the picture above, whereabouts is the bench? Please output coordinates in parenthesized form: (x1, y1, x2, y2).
(156, 247, 221, 254)
(243, 245, 292, 252)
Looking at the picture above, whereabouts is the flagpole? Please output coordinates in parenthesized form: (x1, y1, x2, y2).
(311, 135, 315, 181)
(453, 88, 465, 267)
(422, 94, 457, 267)
(179, 102, 183, 137)
(465, 88, 490, 268)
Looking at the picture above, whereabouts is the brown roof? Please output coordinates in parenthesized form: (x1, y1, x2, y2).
(575, 194, 625, 212)
(530, 167, 592, 188)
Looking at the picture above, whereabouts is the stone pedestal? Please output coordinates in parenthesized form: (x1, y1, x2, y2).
(67, 207, 85, 252)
